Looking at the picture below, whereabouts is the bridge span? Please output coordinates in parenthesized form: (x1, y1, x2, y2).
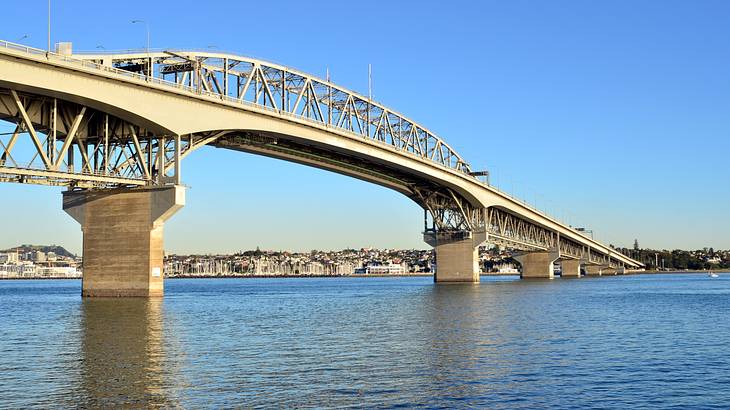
(0, 40, 643, 296)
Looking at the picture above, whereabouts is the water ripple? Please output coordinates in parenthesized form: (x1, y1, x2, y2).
(1, 274, 729, 408)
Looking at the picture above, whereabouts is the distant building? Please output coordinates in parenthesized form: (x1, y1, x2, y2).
(707, 256, 721, 265)
(33, 251, 46, 263)
(493, 263, 519, 274)
(35, 266, 79, 278)
(0, 263, 79, 279)
(0, 262, 36, 278)
(0, 252, 19, 264)
(354, 264, 407, 275)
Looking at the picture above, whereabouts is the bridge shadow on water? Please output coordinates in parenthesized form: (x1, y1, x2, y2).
(77, 298, 178, 408)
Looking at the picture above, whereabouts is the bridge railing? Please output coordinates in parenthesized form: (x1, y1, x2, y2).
(0, 40, 206, 96)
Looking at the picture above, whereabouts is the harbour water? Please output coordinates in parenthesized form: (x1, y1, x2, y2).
(1, 273, 729, 408)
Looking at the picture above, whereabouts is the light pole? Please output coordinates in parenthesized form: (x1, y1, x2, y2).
(16, 34, 30, 43)
(131, 19, 151, 78)
(131, 19, 150, 52)
(48, 0, 51, 51)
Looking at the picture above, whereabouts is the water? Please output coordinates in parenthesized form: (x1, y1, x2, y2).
(1, 274, 730, 409)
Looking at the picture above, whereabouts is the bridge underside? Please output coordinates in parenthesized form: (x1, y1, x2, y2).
(0, 88, 179, 188)
(215, 132, 637, 280)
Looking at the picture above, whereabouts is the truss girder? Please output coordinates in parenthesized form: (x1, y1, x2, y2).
(0, 88, 194, 188)
(75, 51, 474, 176)
(558, 236, 584, 259)
(586, 250, 620, 268)
(486, 207, 624, 268)
(588, 251, 609, 266)
(485, 207, 621, 267)
(486, 207, 555, 251)
(415, 192, 626, 267)
(415, 187, 485, 234)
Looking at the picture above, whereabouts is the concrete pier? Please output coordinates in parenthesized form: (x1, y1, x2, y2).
(584, 265, 603, 276)
(63, 186, 185, 297)
(515, 251, 559, 279)
(560, 259, 582, 278)
(425, 232, 485, 283)
(602, 267, 618, 276)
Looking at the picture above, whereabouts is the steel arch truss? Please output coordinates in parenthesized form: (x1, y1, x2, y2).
(80, 52, 473, 175)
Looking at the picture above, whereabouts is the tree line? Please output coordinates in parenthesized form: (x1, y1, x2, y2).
(614, 244, 728, 270)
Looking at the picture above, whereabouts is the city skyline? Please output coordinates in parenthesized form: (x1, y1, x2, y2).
(1, 0, 729, 255)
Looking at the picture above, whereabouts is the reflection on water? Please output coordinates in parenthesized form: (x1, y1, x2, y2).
(424, 284, 488, 402)
(79, 298, 174, 408)
(421, 282, 556, 406)
(2, 275, 730, 408)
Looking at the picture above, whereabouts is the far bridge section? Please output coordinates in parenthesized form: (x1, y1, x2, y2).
(0, 40, 643, 296)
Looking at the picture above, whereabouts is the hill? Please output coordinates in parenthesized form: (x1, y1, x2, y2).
(2, 244, 76, 258)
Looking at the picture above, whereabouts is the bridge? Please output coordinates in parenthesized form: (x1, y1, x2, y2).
(0, 40, 643, 296)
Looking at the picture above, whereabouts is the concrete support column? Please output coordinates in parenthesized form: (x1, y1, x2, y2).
(584, 265, 603, 276)
(425, 231, 485, 283)
(602, 267, 618, 276)
(63, 185, 185, 297)
(515, 251, 559, 279)
(560, 259, 582, 278)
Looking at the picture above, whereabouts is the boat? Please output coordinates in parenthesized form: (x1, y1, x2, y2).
(708, 271, 719, 278)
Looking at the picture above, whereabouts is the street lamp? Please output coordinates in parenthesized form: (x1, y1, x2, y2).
(16, 34, 30, 43)
(131, 19, 151, 79)
(131, 19, 150, 52)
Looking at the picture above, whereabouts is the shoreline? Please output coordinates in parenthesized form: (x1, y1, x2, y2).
(166, 273, 435, 279)
(0, 270, 725, 281)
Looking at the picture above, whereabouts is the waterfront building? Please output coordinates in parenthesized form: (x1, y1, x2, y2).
(0, 262, 35, 278)
(33, 251, 46, 263)
(0, 261, 79, 279)
(354, 263, 407, 275)
(707, 256, 722, 265)
(493, 263, 519, 274)
(0, 252, 19, 264)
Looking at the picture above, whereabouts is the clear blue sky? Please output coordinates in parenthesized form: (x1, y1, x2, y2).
(1, 0, 728, 254)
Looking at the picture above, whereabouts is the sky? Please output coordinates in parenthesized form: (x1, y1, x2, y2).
(1, 0, 729, 254)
